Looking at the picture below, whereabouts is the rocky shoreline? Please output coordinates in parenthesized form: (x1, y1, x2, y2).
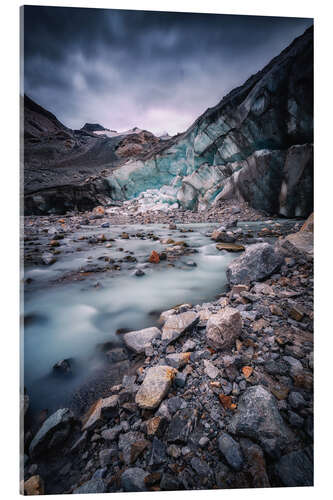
(22, 206, 313, 495)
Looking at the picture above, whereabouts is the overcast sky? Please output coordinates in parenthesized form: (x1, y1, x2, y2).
(23, 6, 313, 136)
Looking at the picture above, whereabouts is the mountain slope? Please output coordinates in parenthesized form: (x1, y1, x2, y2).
(107, 26, 313, 217)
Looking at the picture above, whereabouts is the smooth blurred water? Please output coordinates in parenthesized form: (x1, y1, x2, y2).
(23, 223, 238, 413)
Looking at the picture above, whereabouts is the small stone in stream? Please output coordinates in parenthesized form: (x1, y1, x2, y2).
(185, 260, 197, 267)
(216, 242, 245, 252)
(101, 222, 109, 228)
(218, 432, 244, 471)
(135, 365, 177, 410)
(169, 223, 177, 230)
(133, 268, 145, 277)
(203, 360, 220, 378)
(52, 358, 73, 376)
(149, 250, 160, 263)
(123, 327, 161, 354)
(229, 385, 293, 458)
(29, 408, 74, 458)
(149, 437, 167, 467)
(73, 478, 107, 494)
(146, 416, 168, 438)
(226, 243, 283, 285)
(191, 457, 211, 476)
(41, 252, 56, 265)
(24, 475, 44, 495)
(206, 307, 242, 350)
(288, 391, 306, 409)
(274, 447, 313, 487)
(165, 352, 191, 369)
(182, 339, 196, 351)
(121, 467, 148, 492)
(121, 232, 129, 239)
(162, 311, 199, 344)
(199, 436, 210, 448)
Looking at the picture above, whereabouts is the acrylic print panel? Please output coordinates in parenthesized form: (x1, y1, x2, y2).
(21, 4, 314, 495)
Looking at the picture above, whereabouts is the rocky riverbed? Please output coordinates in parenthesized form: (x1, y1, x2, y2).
(21, 204, 313, 494)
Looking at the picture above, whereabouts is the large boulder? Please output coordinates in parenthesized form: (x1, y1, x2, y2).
(206, 307, 242, 350)
(29, 408, 74, 458)
(229, 385, 293, 458)
(123, 327, 161, 354)
(278, 231, 313, 258)
(226, 243, 283, 285)
(135, 365, 177, 410)
(162, 311, 199, 344)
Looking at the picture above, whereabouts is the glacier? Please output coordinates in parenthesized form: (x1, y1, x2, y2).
(107, 27, 313, 217)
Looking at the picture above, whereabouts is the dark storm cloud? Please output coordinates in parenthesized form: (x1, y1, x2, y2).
(23, 6, 313, 135)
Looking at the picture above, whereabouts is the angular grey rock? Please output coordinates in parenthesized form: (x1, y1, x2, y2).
(206, 307, 242, 350)
(123, 327, 161, 354)
(167, 408, 197, 443)
(149, 437, 167, 467)
(167, 396, 187, 414)
(73, 478, 107, 494)
(41, 253, 56, 265)
(135, 365, 177, 410)
(29, 408, 74, 458)
(218, 432, 244, 471)
(275, 447, 313, 487)
(203, 359, 220, 378)
(165, 352, 191, 369)
(162, 311, 199, 344)
(226, 243, 283, 285)
(121, 468, 148, 492)
(118, 431, 146, 465)
(229, 385, 293, 458)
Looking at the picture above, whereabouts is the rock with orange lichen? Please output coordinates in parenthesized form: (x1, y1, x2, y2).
(135, 365, 177, 410)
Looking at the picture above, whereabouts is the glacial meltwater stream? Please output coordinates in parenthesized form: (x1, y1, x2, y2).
(23, 220, 297, 417)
